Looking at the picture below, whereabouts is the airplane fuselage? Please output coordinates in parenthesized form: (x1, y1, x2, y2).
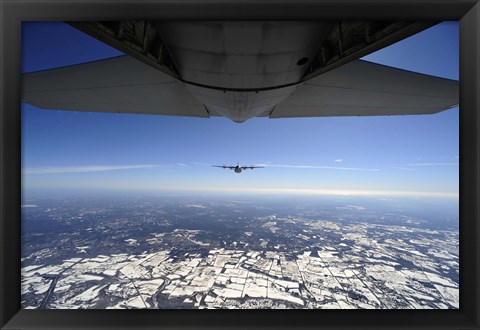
(234, 166, 242, 173)
(157, 22, 330, 123)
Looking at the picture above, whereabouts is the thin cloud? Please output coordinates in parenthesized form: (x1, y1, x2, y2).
(256, 163, 380, 172)
(189, 161, 213, 166)
(406, 163, 459, 166)
(334, 159, 343, 163)
(23, 165, 159, 175)
(176, 163, 188, 167)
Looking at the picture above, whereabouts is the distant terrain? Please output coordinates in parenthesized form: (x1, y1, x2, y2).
(21, 194, 459, 309)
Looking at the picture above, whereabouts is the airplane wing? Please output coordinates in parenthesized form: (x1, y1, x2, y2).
(269, 59, 459, 118)
(22, 56, 458, 120)
(212, 165, 235, 169)
(22, 55, 209, 118)
(241, 166, 265, 170)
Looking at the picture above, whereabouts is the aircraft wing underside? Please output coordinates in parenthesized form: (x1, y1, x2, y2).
(22, 56, 209, 118)
(270, 59, 458, 118)
(22, 55, 458, 121)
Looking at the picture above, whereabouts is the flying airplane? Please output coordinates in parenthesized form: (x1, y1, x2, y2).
(22, 21, 458, 123)
(212, 162, 264, 173)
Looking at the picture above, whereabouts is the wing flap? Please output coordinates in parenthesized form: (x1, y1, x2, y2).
(270, 60, 458, 118)
(22, 56, 208, 117)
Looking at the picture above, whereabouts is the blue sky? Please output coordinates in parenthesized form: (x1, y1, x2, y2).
(21, 21, 459, 197)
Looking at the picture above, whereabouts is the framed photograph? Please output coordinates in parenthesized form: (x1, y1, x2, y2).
(1, 1, 479, 329)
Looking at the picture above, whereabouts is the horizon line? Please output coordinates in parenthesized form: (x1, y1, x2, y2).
(22, 185, 459, 198)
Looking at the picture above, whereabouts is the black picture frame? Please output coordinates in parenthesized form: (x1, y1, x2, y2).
(1, 1, 479, 329)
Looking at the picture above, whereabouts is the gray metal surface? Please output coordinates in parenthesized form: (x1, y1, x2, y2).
(22, 56, 208, 117)
(270, 59, 459, 118)
(21, 22, 459, 123)
(157, 22, 330, 89)
(185, 83, 298, 122)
